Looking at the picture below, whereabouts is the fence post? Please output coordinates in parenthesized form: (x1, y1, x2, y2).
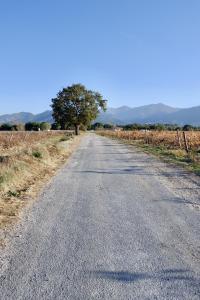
(183, 131, 189, 153)
(145, 129, 148, 144)
(176, 130, 182, 148)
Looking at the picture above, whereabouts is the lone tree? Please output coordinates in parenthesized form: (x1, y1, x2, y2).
(51, 84, 107, 135)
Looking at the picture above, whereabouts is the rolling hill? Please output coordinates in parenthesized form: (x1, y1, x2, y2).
(0, 103, 200, 125)
(0, 111, 53, 125)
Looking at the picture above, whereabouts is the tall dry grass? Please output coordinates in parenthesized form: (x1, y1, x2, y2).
(98, 130, 200, 151)
(0, 131, 79, 230)
(98, 130, 200, 174)
(0, 130, 73, 151)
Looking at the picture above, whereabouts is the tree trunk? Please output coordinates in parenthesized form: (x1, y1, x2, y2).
(75, 124, 80, 135)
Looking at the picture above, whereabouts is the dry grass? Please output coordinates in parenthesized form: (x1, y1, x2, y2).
(98, 130, 200, 150)
(0, 131, 81, 229)
(98, 130, 200, 174)
(0, 130, 73, 150)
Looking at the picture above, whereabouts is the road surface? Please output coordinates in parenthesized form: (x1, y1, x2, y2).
(0, 134, 200, 299)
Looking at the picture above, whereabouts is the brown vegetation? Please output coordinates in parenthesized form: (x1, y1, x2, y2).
(98, 130, 200, 174)
(0, 130, 73, 149)
(98, 130, 200, 150)
(0, 131, 80, 230)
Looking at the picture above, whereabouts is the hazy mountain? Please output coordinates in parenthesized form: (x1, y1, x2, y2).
(0, 112, 34, 124)
(0, 111, 53, 124)
(163, 106, 200, 125)
(96, 103, 200, 125)
(99, 103, 180, 124)
(32, 111, 53, 123)
(0, 103, 200, 125)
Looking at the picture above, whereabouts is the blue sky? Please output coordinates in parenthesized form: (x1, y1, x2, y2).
(0, 0, 200, 114)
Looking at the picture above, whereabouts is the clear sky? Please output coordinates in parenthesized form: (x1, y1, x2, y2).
(0, 0, 200, 114)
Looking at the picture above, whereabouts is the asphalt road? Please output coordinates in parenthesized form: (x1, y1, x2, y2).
(0, 134, 200, 299)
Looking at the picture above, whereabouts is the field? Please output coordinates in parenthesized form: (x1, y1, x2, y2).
(0, 130, 79, 231)
(0, 130, 73, 150)
(98, 130, 200, 150)
(98, 130, 200, 174)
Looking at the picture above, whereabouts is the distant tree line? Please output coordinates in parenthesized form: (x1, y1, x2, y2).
(90, 123, 115, 130)
(0, 121, 87, 131)
(90, 122, 200, 131)
(122, 123, 200, 131)
(0, 122, 51, 131)
(1, 121, 199, 132)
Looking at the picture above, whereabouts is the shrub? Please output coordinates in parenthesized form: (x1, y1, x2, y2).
(0, 123, 12, 131)
(40, 122, 51, 131)
(25, 122, 40, 131)
(32, 151, 42, 158)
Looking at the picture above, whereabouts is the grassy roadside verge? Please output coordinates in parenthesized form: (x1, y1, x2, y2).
(97, 132, 200, 176)
(0, 132, 82, 233)
(133, 141, 200, 175)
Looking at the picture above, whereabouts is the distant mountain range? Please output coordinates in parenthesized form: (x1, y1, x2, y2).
(0, 111, 54, 125)
(0, 103, 200, 125)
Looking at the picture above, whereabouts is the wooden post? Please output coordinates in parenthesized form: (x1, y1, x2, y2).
(145, 129, 148, 144)
(176, 130, 182, 148)
(183, 131, 189, 153)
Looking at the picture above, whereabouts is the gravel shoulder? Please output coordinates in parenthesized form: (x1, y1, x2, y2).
(0, 133, 200, 299)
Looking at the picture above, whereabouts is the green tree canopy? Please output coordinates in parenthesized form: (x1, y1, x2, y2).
(40, 122, 51, 131)
(0, 123, 12, 131)
(51, 84, 107, 135)
(183, 124, 193, 131)
(25, 122, 40, 131)
(90, 122, 104, 130)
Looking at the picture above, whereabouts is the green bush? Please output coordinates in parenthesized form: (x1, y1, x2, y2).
(25, 122, 40, 131)
(32, 151, 42, 158)
(40, 122, 51, 131)
(7, 190, 20, 197)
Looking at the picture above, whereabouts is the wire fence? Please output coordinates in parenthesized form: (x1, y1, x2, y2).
(98, 130, 200, 152)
